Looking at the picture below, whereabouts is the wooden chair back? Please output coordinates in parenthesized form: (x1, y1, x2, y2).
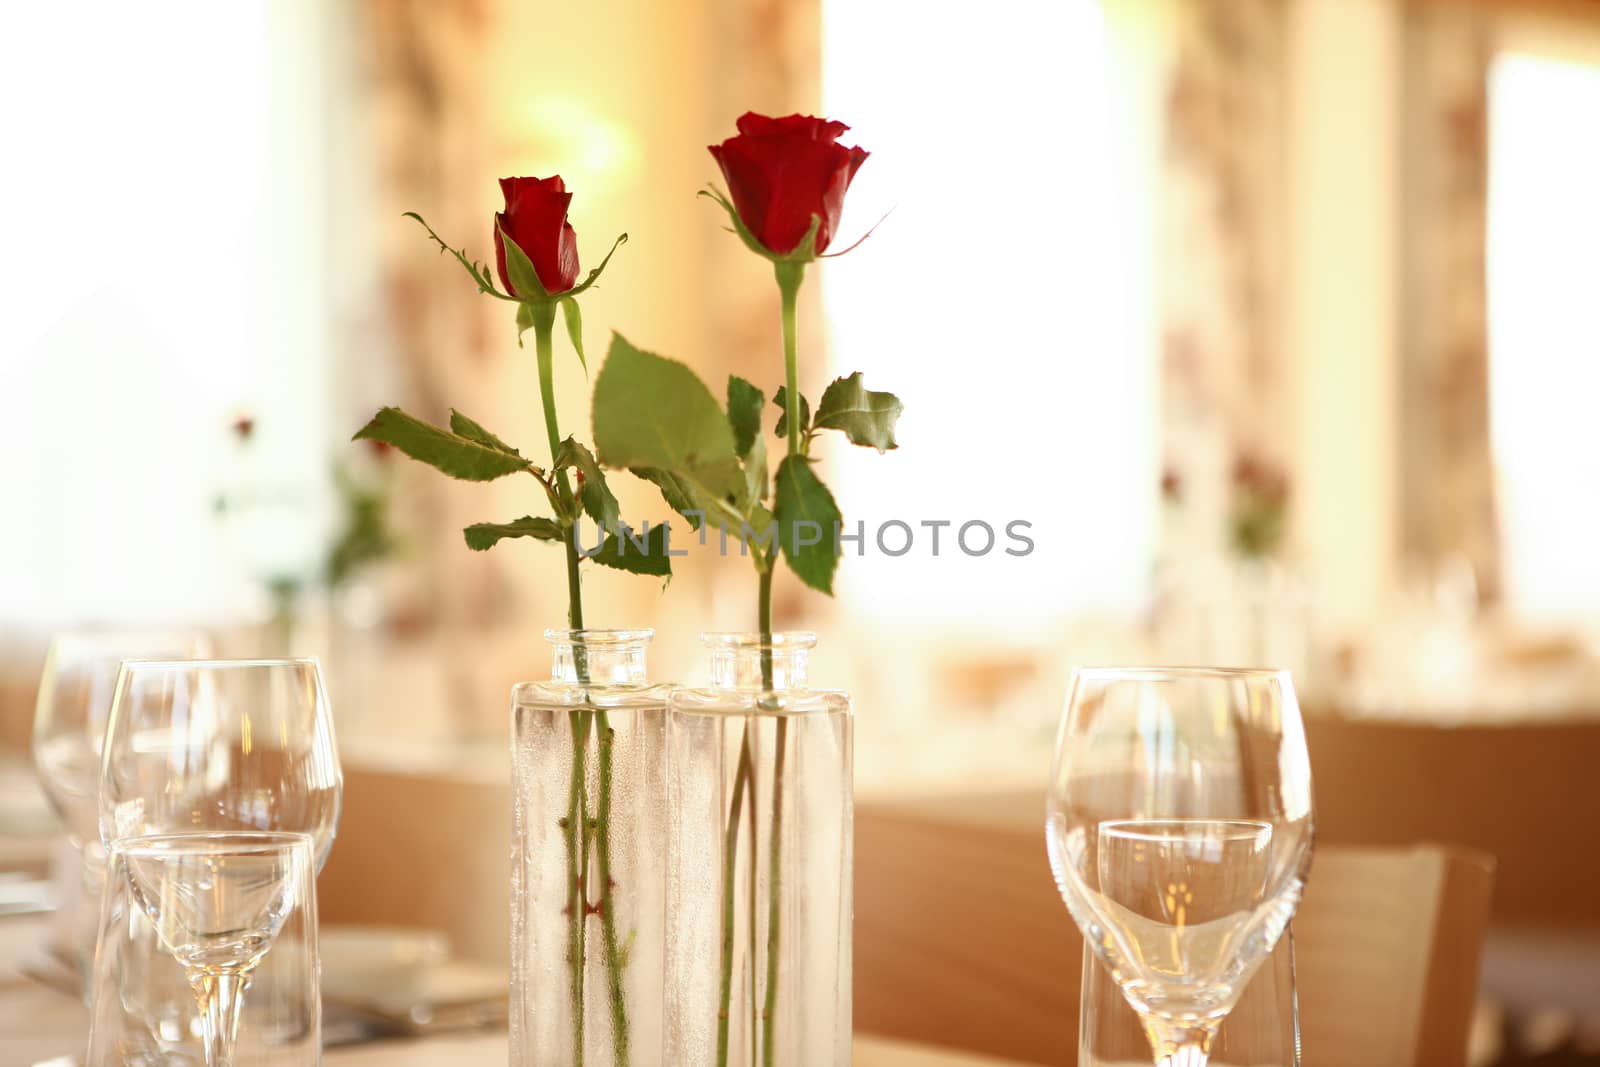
(855, 792, 1494, 1066)
(317, 762, 512, 967)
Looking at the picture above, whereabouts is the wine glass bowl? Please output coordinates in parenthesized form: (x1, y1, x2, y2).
(122, 832, 310, 977)
(100, 658, 342, 867)
(1047, 668, 1313, 1065)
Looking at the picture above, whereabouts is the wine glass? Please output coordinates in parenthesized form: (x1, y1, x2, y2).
(1046, 668, 1313, 1067)
(99, 658, 342, 1067)
(31, 628, 211, 973)
(33, 629, 212, 842)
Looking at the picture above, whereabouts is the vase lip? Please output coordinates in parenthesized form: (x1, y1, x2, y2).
(699, 631, 817, 651)
(543, 628, 654, 646)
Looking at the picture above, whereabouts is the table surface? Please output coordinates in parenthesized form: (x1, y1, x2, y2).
(0, 915, 1028, 1067)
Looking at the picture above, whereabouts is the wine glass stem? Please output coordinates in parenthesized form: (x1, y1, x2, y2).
(1144, 1022, 1216, 1067)
(192, 970, 250, 1067)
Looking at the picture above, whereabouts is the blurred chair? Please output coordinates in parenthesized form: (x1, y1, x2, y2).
(1303, 713, 1600, 925)
(317, 761, 511, 968)
(1294, 845, 1495, 1066)
(855, 793, 1494, 1067)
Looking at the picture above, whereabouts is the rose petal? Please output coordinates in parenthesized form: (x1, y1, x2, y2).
(496, 176, 580, 294)
(711, 114, 867, 255)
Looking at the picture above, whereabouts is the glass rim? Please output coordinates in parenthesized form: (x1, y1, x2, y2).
(107, 829, 315, 857)
(542, 628, 654, 645)
(112, 657, 322, 672)
(1071, 665, 1293, 682)
(700, 631, 817, 650)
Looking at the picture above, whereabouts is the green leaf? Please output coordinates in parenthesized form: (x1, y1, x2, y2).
(589, 521, 673, 576)
(355, 407, 533, 481)
(448, 409, 523, 457)
(556, 437, 620, 535)
(496, 222, 551, 302)
(593, 334, 743, 499)
(634, 467, 704, 529)
(727, 375, 765, 457)
(739, 431, 768, 509)
(814, 372, 904, 451)
(462, 515, 563, 551)
(773, 387, 811, 439)
(738, 501, 778, 556)
(559, 297, 587, 373)
(774, 455, 841, 594)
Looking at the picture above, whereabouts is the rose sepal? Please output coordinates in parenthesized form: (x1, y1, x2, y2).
(500, 223, 626, 365)
(405, 212, 519, 302)
(699, 184, 822, 264)
(562, 231, 628, 298)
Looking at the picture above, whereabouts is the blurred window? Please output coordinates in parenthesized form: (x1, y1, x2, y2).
(819, 0, 1159, 627)
(0, 2, 331, 626)
(1487, 49, 1600, 622)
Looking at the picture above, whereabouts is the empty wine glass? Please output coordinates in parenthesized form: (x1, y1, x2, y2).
(100, 659, 342, 1067)
(31, 628, 211, 974)
(1046, 668, 1313, 1067)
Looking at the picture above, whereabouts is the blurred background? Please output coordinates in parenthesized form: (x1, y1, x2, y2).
(3, 0, 1599, 1061)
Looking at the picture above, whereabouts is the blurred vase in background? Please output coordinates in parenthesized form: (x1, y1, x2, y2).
(665, 633, 852, 1067)
(510, 630, 671, 1067)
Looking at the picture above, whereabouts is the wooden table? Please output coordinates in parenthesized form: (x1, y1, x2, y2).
(0, 917, 1026, 1067)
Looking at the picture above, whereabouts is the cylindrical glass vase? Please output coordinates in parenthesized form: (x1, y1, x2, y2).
(666, 632, 852, 1067)
(511, 629, 671, 1067)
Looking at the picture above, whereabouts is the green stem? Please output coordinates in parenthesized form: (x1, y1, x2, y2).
(716, 734, 755, 1066)
(775, 261, 805, 460)
(533, 304, 585, 633)
(595, 709, 627, 1064)
(533, 303, 629, 1064)
(564, 709, 591, 1064)
(758, 565, 776, 691)
(763, 258, 807, 1064)
(762, 716, 789, 1067)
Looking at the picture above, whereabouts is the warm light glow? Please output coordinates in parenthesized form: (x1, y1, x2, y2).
(1488, 52, 1600, 622)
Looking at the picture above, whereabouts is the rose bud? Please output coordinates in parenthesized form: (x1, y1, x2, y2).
(709, 112, 869, 258)
(493, 176, 581, 297)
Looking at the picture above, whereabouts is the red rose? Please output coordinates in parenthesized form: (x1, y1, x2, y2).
(708, 112, 869, 257)
(494, 176, 580, 296)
